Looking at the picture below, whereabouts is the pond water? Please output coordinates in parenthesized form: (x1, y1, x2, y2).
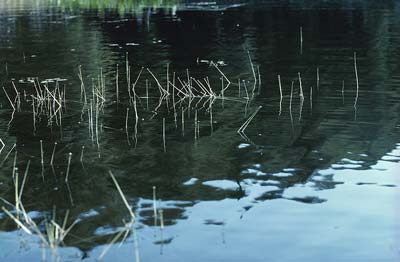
(0, 0, 400, 261)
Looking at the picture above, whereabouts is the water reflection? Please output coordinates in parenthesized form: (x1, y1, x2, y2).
(0, 1, 400, 261)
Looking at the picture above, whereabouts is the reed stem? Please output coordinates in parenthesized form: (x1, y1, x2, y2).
(162, 118, 166, 153)
(80, 146, 85, 162)
(65, 152, 72, 182)
(298, 72, 304, 99)
(278, 75, 283, 116)
(354, 52, 359, 107)
(237, 106, 262, 134)
(116, 64, 119, 103)
(40, 140, 44, 165)
(50, 142, 57, 165)
(153, 186, 157, 227)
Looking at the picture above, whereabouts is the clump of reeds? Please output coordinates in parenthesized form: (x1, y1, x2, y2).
(2, 50, 266, 153)
(2, 161, 78, 250)
(2, 205, 77, 250)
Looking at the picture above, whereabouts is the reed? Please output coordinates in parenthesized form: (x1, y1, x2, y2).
(289, 81, 294, 110)
(108, 171, 135, 220)
(172, 74, 177, 125)
(237, 106, 262, 134)
(0, 143, 16, 168)
(299, 91, 304, 121)
(181, 108, 185, 136)
(98, 228, 127, 260)
(153, 186, 157, 226)
(19, 161, 30, 204)
(163, 118, 166, 152)
(12, 82, 21, 112)
(11, 150, 17, 179)
(197, 120, 200, 138)
(166, 63, 170, 94)
(238, 78, 241, 97)
(78, 65, 87, 104)
(257, 65, 261, 95)
(300, 26, 303, 43)
(32, 99, 36, 132)
(132, 67, 144, 99)
(211, 62, 231, 95)
(242, 80, 249, 99)
(133, 99, 139, 147)
(40, 140, 44, 165)
(14, 167, 19, 212)
(65, 152, 72, 182)
(300, 26, 303, 54)
(3, 163, 77, 249)
(354, 52, 359, 107)
(342, 80, 345, 104)
(278, 75, 283, 99)
(80, 146, 85, 162)
(2, 207, 31, 235)
(316, 67, 320, 91)
(127, 69, 132, 101)
(146, 79, 149, 110)
(90, 101, 94, 142)
(50, 142, 57, 166)
(95, 101, 99, 147)
(289, 81, 294, 133)
(116, 64, 119, 103)
(159, 209, 164, 230)
(147, 68, 169, 97)
(298, 72, 304, 99)
(194, 110, 198, 140)
(0, 138, 4, 154)
(209, 105, 214, 133)
(278, 75, 283, 116)
(125, 107, 130, 144)
(247, 51, 257, 98)
(2, 86, 16, 111)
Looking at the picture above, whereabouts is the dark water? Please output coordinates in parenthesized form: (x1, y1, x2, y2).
(0, 1, 400, 261)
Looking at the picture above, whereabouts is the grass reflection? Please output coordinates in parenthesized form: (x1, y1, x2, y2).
(0, 0, 179, 13)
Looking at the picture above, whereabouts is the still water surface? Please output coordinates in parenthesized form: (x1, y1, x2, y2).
(0, 1, 399, 261)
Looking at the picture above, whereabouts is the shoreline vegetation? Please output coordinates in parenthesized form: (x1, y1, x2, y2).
(0, 0, 179, 14)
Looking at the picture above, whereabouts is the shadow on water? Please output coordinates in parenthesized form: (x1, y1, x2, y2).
(0, 0, 400, 261)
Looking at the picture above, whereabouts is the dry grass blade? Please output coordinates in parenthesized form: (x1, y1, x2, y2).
(237, 106, 262, 134)
(354, 52, 359, 107)
(98, 229, 127, 260)
(108, 171, 135, 220)
(0, 143, 16, 168)
(2, 87, 16, 111)
(1, 207, 32, 235)
(98, 171, 137, 261)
